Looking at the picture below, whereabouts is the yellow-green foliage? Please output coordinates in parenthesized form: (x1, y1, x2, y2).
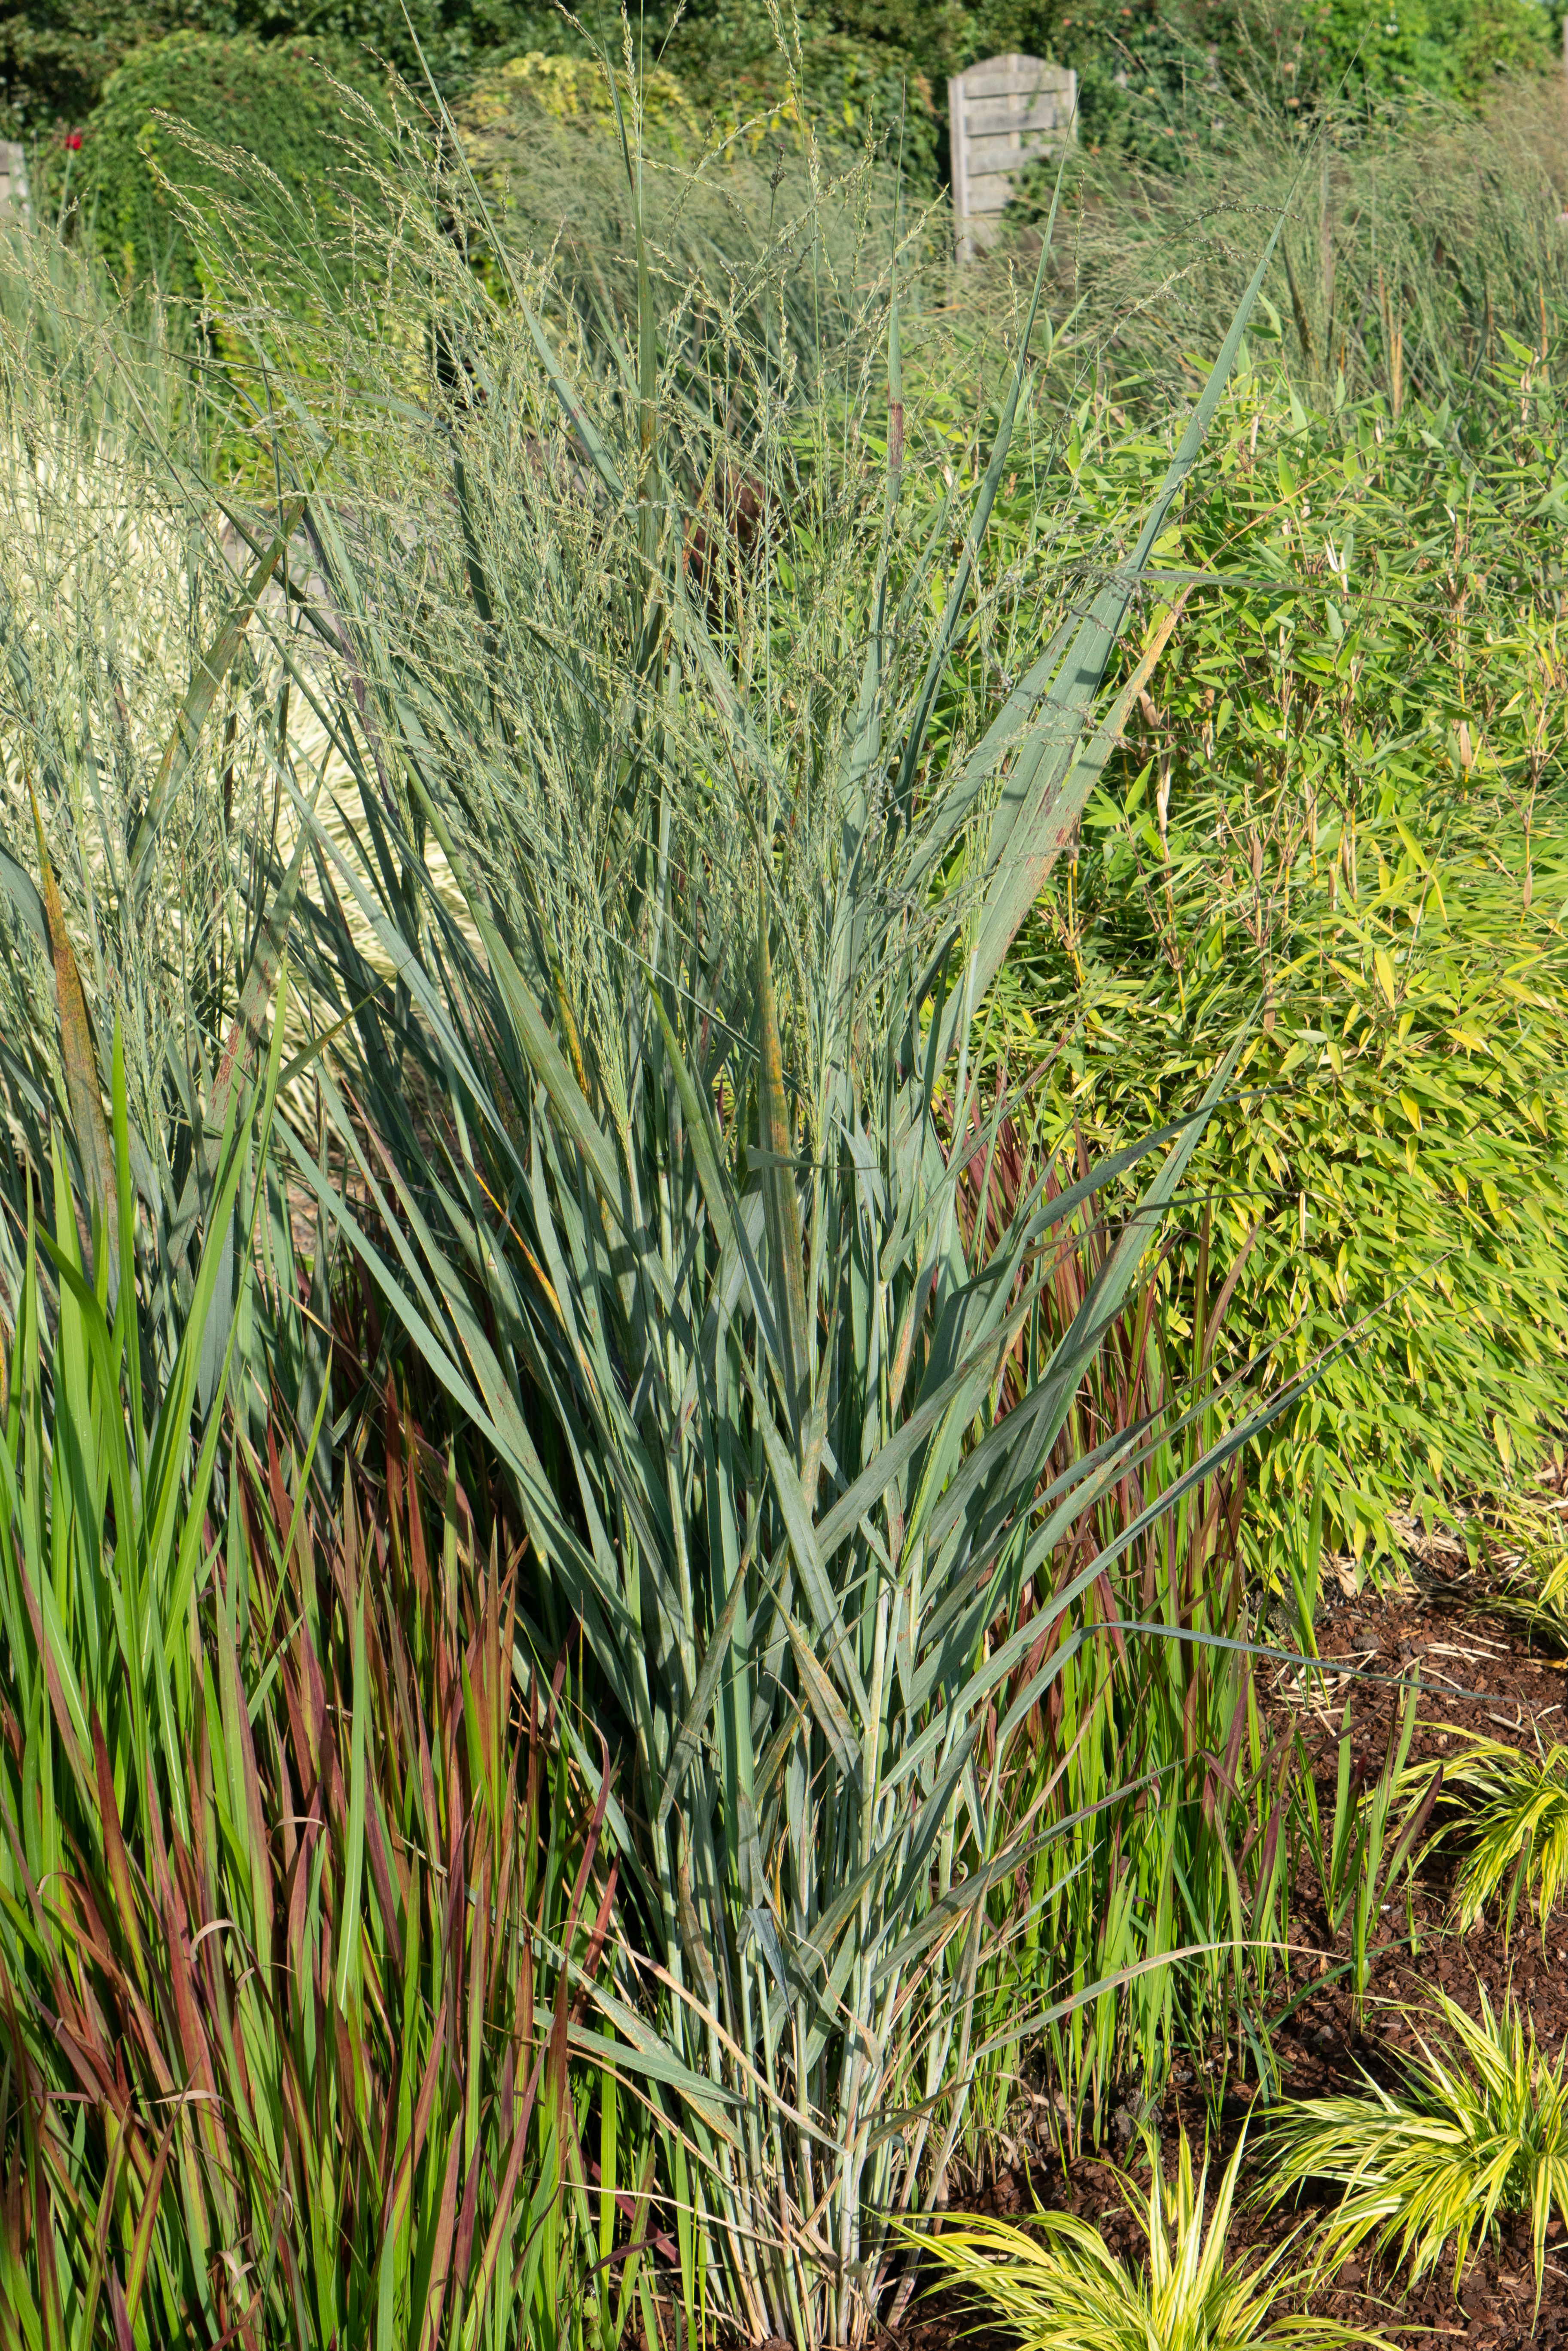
(1263, 1988, 1568, 2320)
(692, 33, 938, 163)
(1410, 1732, 1568, 1938)
(447, 39, 910, 374)
(460, 49, 699, 151)
(908, 2127, 1384, 2351)
(457, 35, 936, 182)
(922, 325, 1568, 1583)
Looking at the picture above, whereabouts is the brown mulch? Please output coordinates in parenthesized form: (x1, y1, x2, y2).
(891, 1570, 1568, 2350)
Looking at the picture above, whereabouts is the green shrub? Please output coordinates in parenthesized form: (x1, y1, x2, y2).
(957, 84, 1568, 1599)
(1275, 0, 1553, 111)
(461, 47, 699, 148)
(79, 30, 390, 299)
(0, 0, 222, 139)
(913, 319, 1568, 1584)
(458, 31, 940, 201)
(0, 0, 568, 137)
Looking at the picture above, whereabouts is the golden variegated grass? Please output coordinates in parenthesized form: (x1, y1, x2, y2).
(1261, 1987, 1568, 2321)
(906, 2126, 1388, 2351)
(1393, 1730, 1568, 1939)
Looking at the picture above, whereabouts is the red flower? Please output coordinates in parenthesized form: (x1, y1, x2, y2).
(64, 128, 83, 150)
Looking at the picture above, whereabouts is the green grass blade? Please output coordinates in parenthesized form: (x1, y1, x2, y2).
(127, 496, 305, 887)
(963, 217, 1291, 1010)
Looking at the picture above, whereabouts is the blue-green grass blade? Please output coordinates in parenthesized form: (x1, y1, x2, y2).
(755, 911, 810, 1457)
(893, 160, 1067, 817)
(964, 220, 1290, 1007)
(128, 496, 304, 886)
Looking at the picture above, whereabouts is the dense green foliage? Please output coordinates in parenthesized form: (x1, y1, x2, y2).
(873, 74, 1568, 1584)
(77, 30, 390, 297)
(7, 0, 1559, 172)
(1282, 0, 1554, 109)
(941, 341, 1568, 1580)
(5, 33, 1568, 2346)
(0, 0, 563, 134)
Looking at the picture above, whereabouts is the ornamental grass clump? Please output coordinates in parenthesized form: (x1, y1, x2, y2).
(1262, 1986, 1568, 2319)
(1406, 1731, 1568, 1939)
(0, 1109, 633, 2347)
(0, 223, 639, 2351)
(1005, 74, 1568, 412)
(954, 1176, 1300, 2155)
(156, 60, 1306, 2345)
(909, 2126, 1388, 2351)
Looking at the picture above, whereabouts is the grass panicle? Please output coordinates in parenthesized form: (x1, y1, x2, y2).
(996, 75, 1568, 415)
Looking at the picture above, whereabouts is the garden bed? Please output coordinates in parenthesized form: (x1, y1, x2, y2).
(896, 1577, 1568, 2350)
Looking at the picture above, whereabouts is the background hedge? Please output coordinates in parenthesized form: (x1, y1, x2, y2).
(7, 1, 1562, 164)
(75, 28, 389, 299)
